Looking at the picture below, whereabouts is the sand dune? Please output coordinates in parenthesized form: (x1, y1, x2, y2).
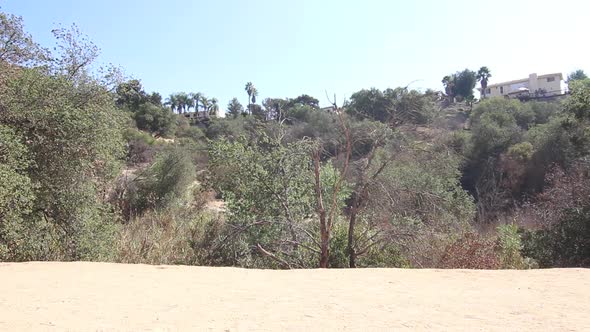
(0, 262, 589, 331)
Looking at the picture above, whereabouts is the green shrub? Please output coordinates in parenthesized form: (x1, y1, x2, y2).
(521, 208, 590, 267)
(496, 223, 533, 269)
(117, 207, 222, 265)
(126, 147, 196, 216)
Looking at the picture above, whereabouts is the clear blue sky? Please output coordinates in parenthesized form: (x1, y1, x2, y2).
(2, 0, 589, 113)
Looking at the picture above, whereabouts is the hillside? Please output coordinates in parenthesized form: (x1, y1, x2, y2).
(1, 262, 589, 331)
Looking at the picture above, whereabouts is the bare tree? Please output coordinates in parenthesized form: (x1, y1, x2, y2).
(312, 94, 351, 268)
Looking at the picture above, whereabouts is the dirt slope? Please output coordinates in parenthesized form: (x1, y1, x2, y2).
(0, 262, 588, 331)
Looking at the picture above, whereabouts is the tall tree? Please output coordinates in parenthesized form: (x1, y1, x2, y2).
(477, 67, 492, 99)
(567, 69, 588, 83)
(289, 94, 320, 109)
(165, 94, 179, 113)
(190, 92, 202, 114)
(176, 92, 191, 113)
(209, 98, 219, 117)
(200, 95, 211, 118)
(442, 75, 456, 102)
(115, 79, 146, 109)
(245, 82, 256, 114)
(0, 11, 48, 66)
(226, 97, 244, 118)
(454, 69, 477, 100)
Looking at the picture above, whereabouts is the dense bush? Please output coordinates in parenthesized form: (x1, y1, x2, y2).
(124, 147, 196, 217)
(439, 232, 500, 269)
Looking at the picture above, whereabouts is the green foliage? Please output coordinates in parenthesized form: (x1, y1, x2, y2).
(364, 141, 475, 266)
(116, 79, 147, 108)
(470, 102, 522, 158)
(567, 69, 588, 82)
(133, 102, 177, 137)
(285, 104, 316, 122)
(447, 130, 472, 155)
(127, 147, 196, 215)
(347, 87, 435, 124)
(0, 11, 48, 66)
(507, 142, 534, 161)
(453, 69, 477, 99)
(521, 208, 590, 267)
(117, 207, 221, 265)
(496, 223, 529, 269)
(526, 116, 590, 169)
(1, 66, 125, 260)
(0, 125, 35, 259)
(226, 97, 244, 118)
(529, 101, 561, 125)
(477, 67, 492, 97)
(565, 78, 590, 119)
(208, 135, 317, 267)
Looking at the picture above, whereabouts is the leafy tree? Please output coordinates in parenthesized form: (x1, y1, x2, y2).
(148, 92, 162, 106)
(347, 88, 390, 122)
(477, 67, 492, 99)
(50, 24, 99, 81)
(288, 94, 320, 109)
(453, 69, 477, 99)
(0, 11, 48, 66)
(115, 79, 147, 109)
(1, 67, 126, 260)
(347, 87, 435, 125)
(208, 135, 318, 268)
(564, 78, 590, 119)
(133, 102, 176, 137)
(0, 125, 34, 260)
(226, 97, 244, 118)
(126, 147, 196, 215)
(567, 69, 587, 82)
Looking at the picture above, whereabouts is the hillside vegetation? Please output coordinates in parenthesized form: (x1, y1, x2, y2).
(1, 10, 589, 269)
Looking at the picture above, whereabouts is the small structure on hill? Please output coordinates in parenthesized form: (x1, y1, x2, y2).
(478, 73, 566, 100)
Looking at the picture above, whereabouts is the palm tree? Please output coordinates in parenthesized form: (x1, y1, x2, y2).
(476, 67, 492, 99)
(251, 87, 258, 104)
(200, 96, 211, 118)
(165, 94, 179, 113)
(176, 92, 191, 114)
(442, 75, 456, 103)
(245, 82, 255, 114)
(208, 98, 219, 117)
(189, 92, 202, 114)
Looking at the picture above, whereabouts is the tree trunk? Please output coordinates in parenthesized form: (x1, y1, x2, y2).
(347, 203, 358, 268)
(314, 150, 330, 268)
(319, 215, 329, 268)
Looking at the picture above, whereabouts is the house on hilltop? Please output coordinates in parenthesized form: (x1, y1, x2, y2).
(479, 73, 566, 99)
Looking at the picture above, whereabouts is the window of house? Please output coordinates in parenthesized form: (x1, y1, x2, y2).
(500, 86, 504, 94)
(547, 76, 555, 82)
(485, 88, 491, 94)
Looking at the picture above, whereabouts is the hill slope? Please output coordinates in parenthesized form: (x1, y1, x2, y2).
(1, 262, 589, 331)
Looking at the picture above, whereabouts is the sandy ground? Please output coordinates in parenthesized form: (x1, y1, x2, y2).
(0, 263, 589, 331)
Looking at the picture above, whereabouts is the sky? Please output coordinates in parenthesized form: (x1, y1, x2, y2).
(2, 0, 589, 114)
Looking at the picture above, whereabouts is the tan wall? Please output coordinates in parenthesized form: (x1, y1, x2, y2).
(484, 74, 563, 98)
(536, 76, 562, 95)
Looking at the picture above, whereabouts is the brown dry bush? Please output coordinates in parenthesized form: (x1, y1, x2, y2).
(439, 232, 500, 269)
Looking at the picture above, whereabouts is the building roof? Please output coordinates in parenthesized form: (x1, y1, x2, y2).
(483, 72, 563, 89)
